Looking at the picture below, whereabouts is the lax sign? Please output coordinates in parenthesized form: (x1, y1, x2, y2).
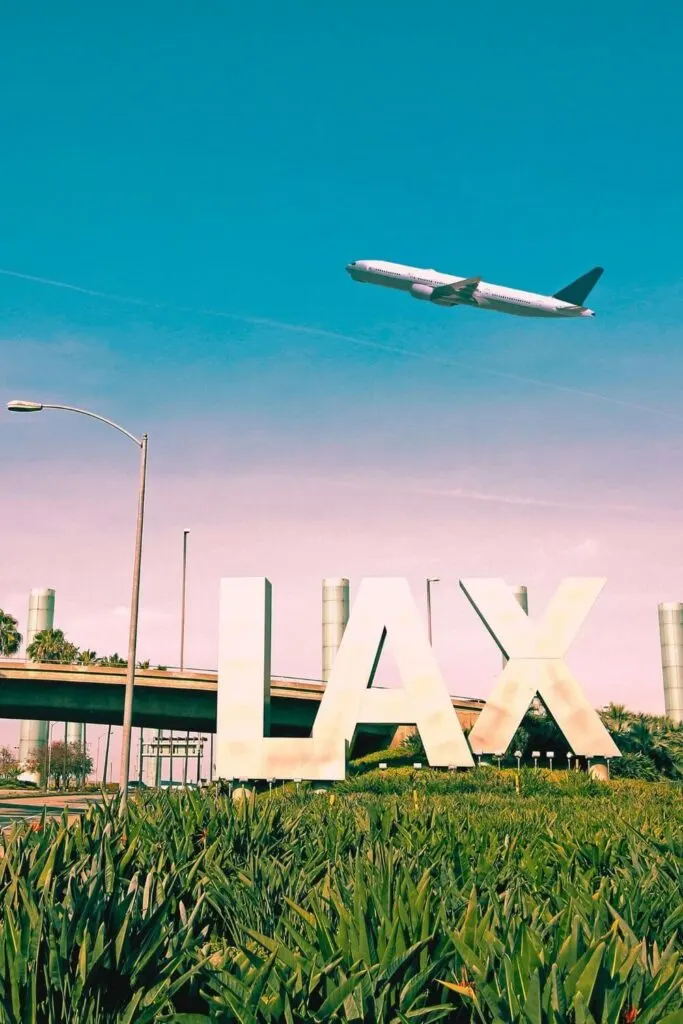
(215, 577, 620, 782)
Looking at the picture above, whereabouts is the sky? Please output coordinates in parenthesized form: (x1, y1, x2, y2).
(1, 2, 683, 771)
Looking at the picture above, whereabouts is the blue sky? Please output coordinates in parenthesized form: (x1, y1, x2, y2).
(1, 2, 683, 762)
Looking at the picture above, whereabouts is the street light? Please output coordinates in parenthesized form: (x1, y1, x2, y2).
(8, 399, 148, 813)
(94, 728, 108, 781)
(181, 529, 190, 786)
(426, 578, 440, 646)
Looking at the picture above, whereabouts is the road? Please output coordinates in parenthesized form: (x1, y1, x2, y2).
(0, 793, 103, 830)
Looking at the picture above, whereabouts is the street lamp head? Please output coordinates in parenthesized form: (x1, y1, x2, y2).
(7, 400, 44, 412)
(428, 577, 440, 583)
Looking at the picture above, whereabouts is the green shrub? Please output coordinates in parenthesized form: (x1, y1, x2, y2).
(609, 750, 661, 780)
(0, 780, 680, 1021)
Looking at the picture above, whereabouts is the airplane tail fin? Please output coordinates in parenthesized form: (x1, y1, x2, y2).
(553, 266, 603, 306)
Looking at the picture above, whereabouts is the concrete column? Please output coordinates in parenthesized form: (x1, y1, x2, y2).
(141, 731, 157, 787)
(19, 588, 55, 780)
(503, 585, 528, 667)
(322, 578, 349, 683)
(66, 722, 83, 746)
(658, 602, 683, 724)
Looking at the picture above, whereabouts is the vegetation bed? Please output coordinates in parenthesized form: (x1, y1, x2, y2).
(0, 774, 681, 1022)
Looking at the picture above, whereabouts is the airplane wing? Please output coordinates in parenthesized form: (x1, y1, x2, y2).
(431, 276, 481, 303)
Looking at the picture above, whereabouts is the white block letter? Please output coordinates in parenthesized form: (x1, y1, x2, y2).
(313, 578, 474, 767)
(461, 577, 620, 758)
(215, 578, 346, 781)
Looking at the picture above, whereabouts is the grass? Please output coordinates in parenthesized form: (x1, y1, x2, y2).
(0, 772, 680, 1021)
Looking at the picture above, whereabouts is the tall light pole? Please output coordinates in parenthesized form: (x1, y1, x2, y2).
(103, 724, 112, 787)
(8, 400, 148, 813)
(426, 578, 440, 646)
(180, 529, 191, 786)
(94, 729, 107, 781)
(178, 528, 189, 787)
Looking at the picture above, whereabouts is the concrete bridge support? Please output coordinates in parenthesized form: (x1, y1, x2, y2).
(18, 588, 55, 782)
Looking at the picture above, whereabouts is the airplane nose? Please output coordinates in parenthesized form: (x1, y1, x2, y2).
(346, 262, 356, 273)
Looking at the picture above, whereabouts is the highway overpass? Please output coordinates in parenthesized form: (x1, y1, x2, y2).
(0, 660, 484, 747)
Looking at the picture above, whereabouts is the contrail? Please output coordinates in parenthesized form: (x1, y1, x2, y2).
(0, 267, 155, 306)
(301, 474, 648, 513)
(2, 265, 681, 423)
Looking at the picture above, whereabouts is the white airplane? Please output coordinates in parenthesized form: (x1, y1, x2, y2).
(345, 260, 603, 318)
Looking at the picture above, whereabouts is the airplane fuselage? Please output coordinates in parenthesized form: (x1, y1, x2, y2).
(346, 260, 596, 318)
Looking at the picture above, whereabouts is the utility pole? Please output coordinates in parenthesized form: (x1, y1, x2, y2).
(426, 578, 440, 646)
(180, 529, 190, 785)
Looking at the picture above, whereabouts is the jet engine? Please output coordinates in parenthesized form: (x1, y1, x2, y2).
(410, 283, 434, 300)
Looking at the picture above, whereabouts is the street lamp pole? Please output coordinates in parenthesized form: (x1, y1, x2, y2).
(7, 400, 148, 814)
(102, 724, 112, 787)
(179, 528, 190, 787)
(426, 578, 440, 646)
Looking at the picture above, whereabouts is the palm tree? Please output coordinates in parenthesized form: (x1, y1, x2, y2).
(0, 610, 22, 657)
(616, 712, 683, 779)
(600, 703, 632, 734)
(27, 628, 79, 664)
(99, 653, 126, 667)
(77, 649, 100, 665)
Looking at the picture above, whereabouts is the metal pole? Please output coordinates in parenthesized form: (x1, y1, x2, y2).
(6, 401, 146, 808)
(426, 578, 439, 646)
(118, 433, 148, 813)
(42, 719, 50, 789)
(180, 529, 189, 669)
(155, 729, 162, 787)
(138, 727, 143, 783)
(63, 722, 68, 790)
(83, 723, 87, 786)
(103, 724, 112, 786)
(209, 732, 214, 782)
(46, 723, 56, 789)
(180, 528, 189, 786)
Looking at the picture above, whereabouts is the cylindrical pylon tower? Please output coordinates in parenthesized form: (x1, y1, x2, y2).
(19, 588, 55, 776)
(322, 578, 350, 683)
(658, 602, 683, 724)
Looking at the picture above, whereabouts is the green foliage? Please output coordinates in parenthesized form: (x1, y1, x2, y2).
(0, 747, 20, 784)
(0, 779, 680, 1021)
(609, 751, 661, 780)
(26, 628, 79, 664)
(602, 708, 683, 780)
(77, 650, 100, 665)
(98, 654, 127, 667)
(25, 740, 94, 789)
(0, 610, 22, 658)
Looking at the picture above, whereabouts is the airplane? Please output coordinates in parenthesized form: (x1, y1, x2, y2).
(345, 260, 603, 318)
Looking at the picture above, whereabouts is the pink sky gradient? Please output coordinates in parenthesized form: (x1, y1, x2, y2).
(1, 451, 680, 763)
(3, 309, 683, 777)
